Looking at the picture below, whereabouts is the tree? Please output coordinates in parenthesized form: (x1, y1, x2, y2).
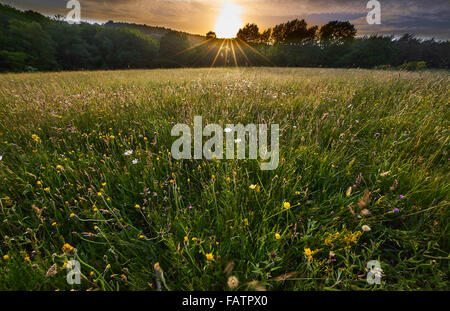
(159, 31, 192, 66)
(206, 31, 216, 39)
(271, 19, 317, 45)
(319, 21, 356, 45)
(260, 28, 272, 44)
(237, 23, 260, 43)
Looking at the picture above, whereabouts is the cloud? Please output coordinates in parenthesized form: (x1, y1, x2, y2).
(2, 0, 449, 38)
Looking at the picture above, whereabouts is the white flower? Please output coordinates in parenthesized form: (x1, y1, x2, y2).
(234, 138, 242, 143)
(0, 155, 2, 161)
(362, 225, 371, 232)
(124, 150, 133, 156)
(224, 128, 232, 133)
(132, 159, 138, 165)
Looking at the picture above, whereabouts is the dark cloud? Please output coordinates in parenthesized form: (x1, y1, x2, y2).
(2, 0, 449, 38)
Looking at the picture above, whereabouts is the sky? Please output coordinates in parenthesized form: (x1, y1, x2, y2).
(2, 0, 449, 39)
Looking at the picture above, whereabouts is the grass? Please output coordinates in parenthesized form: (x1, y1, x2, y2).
(0, 67, 448, 291)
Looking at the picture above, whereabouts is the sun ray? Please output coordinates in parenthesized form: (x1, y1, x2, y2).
(210, 39, 226, 68)
(236, 38, 275, 66)
(230, 39, 239, 68)
(234, 39, 252, 66)
(173, 38, 214, 57)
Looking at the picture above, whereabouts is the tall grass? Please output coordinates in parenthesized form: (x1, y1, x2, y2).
(0, 68, 448, 290)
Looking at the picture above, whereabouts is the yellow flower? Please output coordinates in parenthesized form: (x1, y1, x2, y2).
(44, 187, 50, 192)
(3, 254, 8, 260)
(97, 192, 102, 196)
(69, 213, 75, 218)
(36, 181, 42, 185)
(139, 235, 145, 239)
(249, 184, 257, 190)
(56, 165, 63, 171)
(205, 253, 214, 261)
(62, 243, 74, 253)
(135, 204, 141, 209)
(304, 248, 317, 261)
(31, 134, 40, 142)
(24, 255, 31, 263)
(275, 233, 281, 240)
(283, 202, 291, 209)
(184, 236, 188, 242)
(90, 271, 95, 276)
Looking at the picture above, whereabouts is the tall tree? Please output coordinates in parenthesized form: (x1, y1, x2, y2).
(206, 31, 216, 39)
(319, 21, 356, 45)
(237, 23, 260, 43)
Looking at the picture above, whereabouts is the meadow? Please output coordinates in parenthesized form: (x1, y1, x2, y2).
(0, 67, 448, 290)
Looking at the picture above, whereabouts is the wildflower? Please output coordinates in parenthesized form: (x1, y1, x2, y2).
(184, 236, 188, 242)
(360, 209, 371, 216)
(101, 182, 107, 186)
(124, 150, 133, 156)
(44, 187, 50, 192)
(283, 202, 291, 209)
(346, 186, 352, 197)
(3, 254, 8, 260)
(249, 184, 257, 190)
(304, 248, 316, 261)
(46, 263, 58, 277)
(399, 194, 405, 199)
(24, 255, 31, 263)
(188, 205, 193, 210)
(132, 159, 138, 165)
(135, 204, 141, 209)
(62, 243, 74, 253)
(375, 132, 380, 136)
(90, 271, 95, 277)
(97, 192, 102, 196)
(0, 155, 2, 161)
(205, 253, 214, 261)
(69, 213, 75, 218)
(362, 225, 371, 232)
(31, 134, 40, 142)
(227, 276, 239, 289)
(139, 235, 145, 239)
(392, 208, 400, 213)
(36, 181, 42, 185)
(275, 233, 281, 240)
(56, 165, 63, 171)
(224, 127, 232, 133)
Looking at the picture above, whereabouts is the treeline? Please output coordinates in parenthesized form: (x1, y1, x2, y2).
(234, 20, 449, 69)
(0, 4, 449, 72)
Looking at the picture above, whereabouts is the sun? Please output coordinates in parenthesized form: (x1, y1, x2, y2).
(214, 2, 243, 39)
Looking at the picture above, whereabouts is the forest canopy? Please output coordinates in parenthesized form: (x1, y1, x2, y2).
(0, 4, 448, 72)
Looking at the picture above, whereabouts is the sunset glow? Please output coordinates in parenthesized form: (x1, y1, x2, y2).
(214, 2, 243, 38)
